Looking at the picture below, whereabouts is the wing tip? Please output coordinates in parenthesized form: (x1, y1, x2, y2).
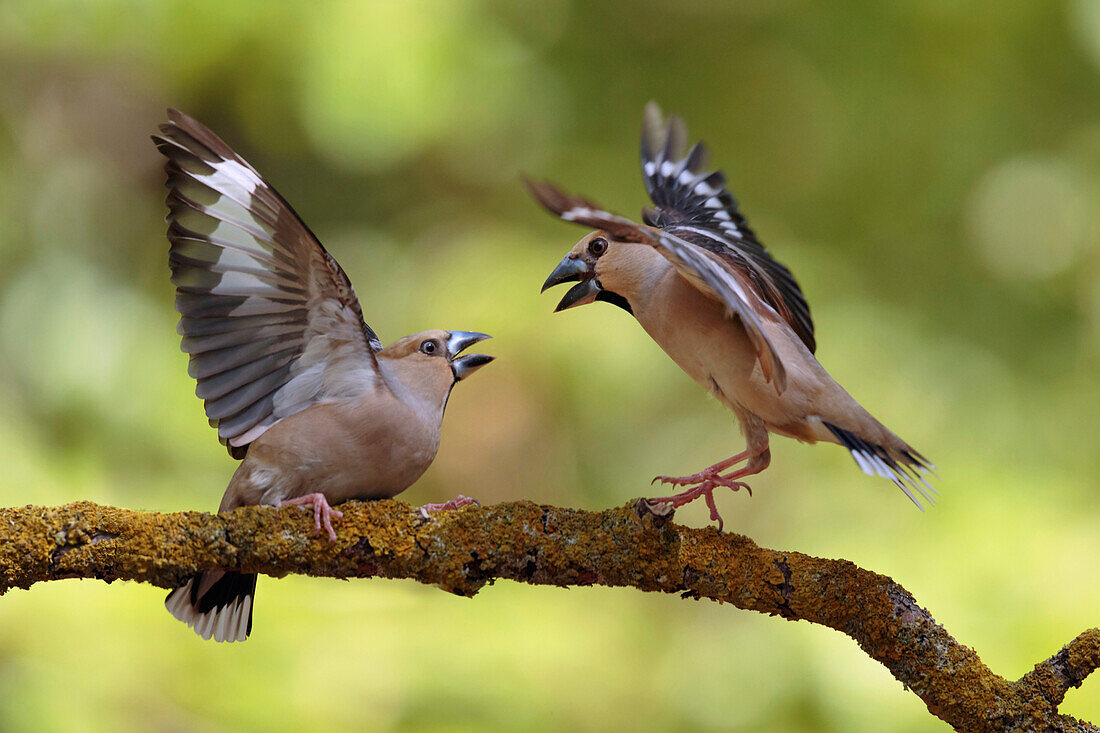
(156, 108, 244, 170)
(523, 176, 566, 215)
(641, 100, 665, 160)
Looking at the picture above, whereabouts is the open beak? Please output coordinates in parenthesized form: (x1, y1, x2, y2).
(448, 331, 494, 381)
(542, 255, 598, 312)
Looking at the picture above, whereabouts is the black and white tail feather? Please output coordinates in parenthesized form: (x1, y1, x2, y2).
(823, 422, 936, 509)
(165, 570, 256, 643)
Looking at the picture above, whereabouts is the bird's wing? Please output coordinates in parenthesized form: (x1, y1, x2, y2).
(639, 102, 815, 353)
(153, 109, 383, 458)
(526, 179, 787, 392)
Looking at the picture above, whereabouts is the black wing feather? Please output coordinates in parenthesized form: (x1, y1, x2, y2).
(641, 102, 816, 353)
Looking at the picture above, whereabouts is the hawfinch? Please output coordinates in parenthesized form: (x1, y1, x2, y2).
(531, 102, 932, 528)
(153, 110, 493, 642)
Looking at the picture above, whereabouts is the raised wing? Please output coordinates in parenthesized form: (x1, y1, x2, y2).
(153, 109, 382, 458)
(526, 179, 787, 392)
(640, 102, 815, 353)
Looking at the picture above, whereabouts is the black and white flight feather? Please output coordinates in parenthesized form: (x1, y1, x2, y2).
(154, 109, 383, 459)
(639, 102, 816, 353)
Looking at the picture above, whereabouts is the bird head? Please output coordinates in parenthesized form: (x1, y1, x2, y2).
(541, 231, 654, 315)
(377, 330, 493, 399)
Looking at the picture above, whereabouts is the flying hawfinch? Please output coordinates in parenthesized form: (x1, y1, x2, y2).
(153, 110, 493, 642)
(531, 102, 933, 528)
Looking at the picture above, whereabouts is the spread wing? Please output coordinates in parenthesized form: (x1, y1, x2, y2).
(526, 179, 788, 392)
(153, 109, 382, 459)
(640, 102, 815, 353)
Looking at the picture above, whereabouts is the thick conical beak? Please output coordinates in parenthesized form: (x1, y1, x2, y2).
(553, 280, 599, 312)
(448, 331, 494, 381)
(542, 255, 598, 312)
(541, 255, 590, 293)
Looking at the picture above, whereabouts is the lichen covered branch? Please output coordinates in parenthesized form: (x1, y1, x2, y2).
(0, 500, 1095, 732)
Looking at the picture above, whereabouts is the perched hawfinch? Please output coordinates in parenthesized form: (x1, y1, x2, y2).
(153, 110, 493, 642)
(531, 102, 933, 528)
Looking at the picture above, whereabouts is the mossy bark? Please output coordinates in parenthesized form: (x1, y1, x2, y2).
(0, 499, 1095, 732)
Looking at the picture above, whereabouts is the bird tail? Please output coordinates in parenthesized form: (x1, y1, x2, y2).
(823, 422, 936, 509)
(165, 570, 256, 642)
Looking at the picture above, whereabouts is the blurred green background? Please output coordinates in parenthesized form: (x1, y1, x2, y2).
(0, 1, 1097, 730)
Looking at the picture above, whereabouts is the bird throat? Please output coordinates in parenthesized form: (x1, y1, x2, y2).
(595, 290, 633, 315)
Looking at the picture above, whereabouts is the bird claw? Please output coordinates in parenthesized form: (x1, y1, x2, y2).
(652, 473, 696, 487)
(652, 467, 732, 488)
(417, 494, 480, 520)
(281, 493, 343, 543)
(710, 475, 753, 496)
(646, 477, 752, 533)
(701, 486, 723, 532)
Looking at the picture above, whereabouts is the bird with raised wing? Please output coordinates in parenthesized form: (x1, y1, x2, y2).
(530, 102, 932, 528)
(153, 109, 493, 642)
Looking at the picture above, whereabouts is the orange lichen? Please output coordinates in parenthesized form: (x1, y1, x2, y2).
(0, 499, 1095, 732)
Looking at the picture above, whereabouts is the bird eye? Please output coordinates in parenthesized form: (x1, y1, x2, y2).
(420, 340, 439, 355)
(588, 237, 608, 256)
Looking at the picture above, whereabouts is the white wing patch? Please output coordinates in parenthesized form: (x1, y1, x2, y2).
(201, 157, 261, 202)
(562, 206, 600, 222)
(155, 109, 382, 458)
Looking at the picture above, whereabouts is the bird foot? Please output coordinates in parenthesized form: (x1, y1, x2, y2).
(417, 494, 480, 519)
(652, 464, 746, 489)
(645, 478, 751, 532)
(281, 493, 343, 543)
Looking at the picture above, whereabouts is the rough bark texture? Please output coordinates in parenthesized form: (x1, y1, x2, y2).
(0, 499, 1095, 732)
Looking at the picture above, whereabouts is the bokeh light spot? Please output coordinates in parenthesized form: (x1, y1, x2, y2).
(968, 155, 1090, 280)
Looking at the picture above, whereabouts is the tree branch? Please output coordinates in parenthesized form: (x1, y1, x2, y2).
(1, 499, 1095, 732)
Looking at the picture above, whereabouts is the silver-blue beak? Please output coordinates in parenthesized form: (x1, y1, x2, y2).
(542, 255, 599, 311)
(447, 331, 494, 381)
(541, 254, 590, 293)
